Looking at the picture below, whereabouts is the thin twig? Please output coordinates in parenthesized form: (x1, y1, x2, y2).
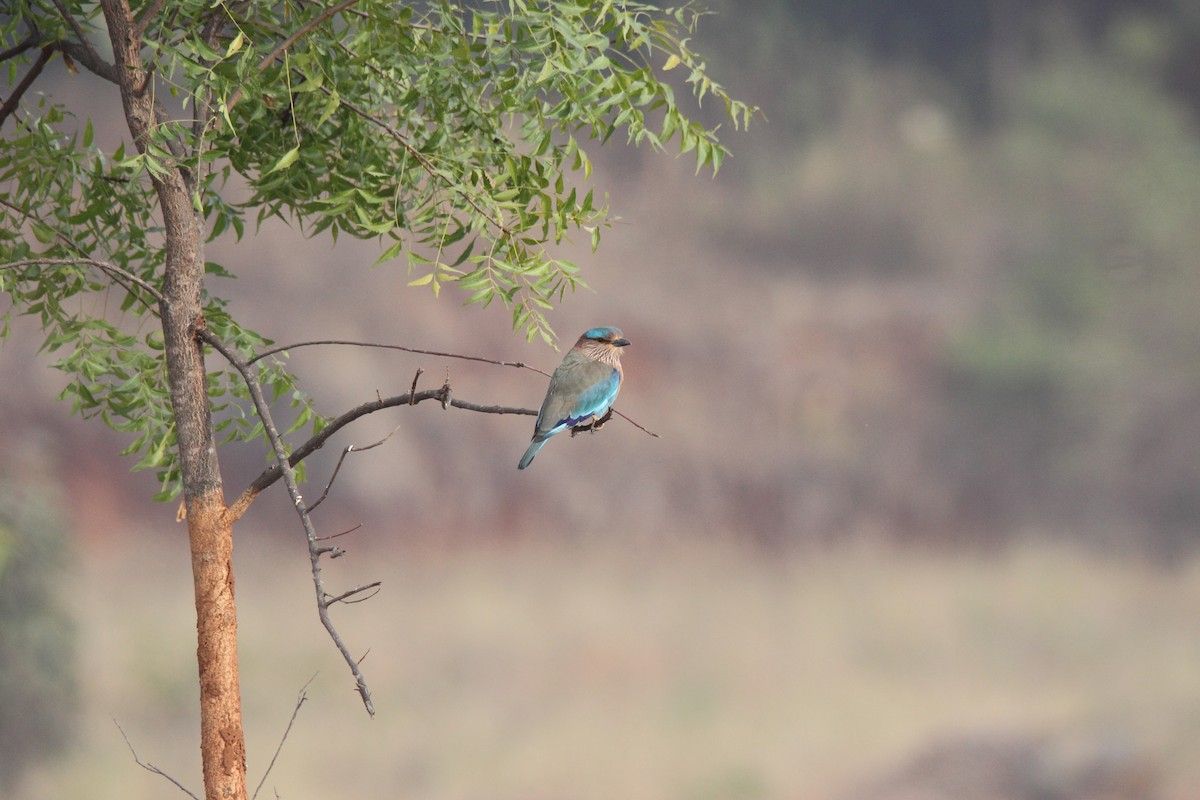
(113, 717, 201, 800)
(315, 523, 364, 542)
(409, 366, 423, 404)
(0, 210, 162, 316)
(186, 5, 229, 185)
(307, 418, 405, 512)
(612, 408, 660, 438)
(198, 327, 376, 717)
(325, 582, 382, 605)
(251, 675, 315, 800)
(249, 338, 540, 373)
(0, 256, 166, 303)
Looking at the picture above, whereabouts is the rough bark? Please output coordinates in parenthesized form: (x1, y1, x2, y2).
(97, 2, 247, 798)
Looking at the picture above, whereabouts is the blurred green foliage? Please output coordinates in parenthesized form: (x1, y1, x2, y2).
(697, 1, 1200, 550)
(946, 20, 1200, 548)
(1, 1, 756, 502)
(0, 482, 77, 790)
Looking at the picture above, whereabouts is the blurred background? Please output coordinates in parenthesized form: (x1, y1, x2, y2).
(3, 0, 1200, 797)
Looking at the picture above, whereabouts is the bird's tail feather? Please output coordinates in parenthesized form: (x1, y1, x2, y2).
(517, 438, 545, 470)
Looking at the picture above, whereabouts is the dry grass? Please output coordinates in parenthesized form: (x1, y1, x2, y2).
(17, 534, 1200, 800)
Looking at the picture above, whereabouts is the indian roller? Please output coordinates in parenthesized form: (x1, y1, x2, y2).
(517, 326, 631, 470)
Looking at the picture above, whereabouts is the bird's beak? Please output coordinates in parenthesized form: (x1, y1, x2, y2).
(614, 337, 631, 347)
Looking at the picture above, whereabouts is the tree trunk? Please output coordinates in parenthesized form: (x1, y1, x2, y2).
(98, 2, 247, 798)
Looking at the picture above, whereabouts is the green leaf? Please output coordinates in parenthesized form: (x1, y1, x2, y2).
(31, 222, 56, 244)
(373, 240, 404, 266)
(265, 146, 300, 175)
(225, 31, 245, 58)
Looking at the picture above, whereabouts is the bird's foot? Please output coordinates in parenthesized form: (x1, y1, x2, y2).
(570, 408, 613, 436)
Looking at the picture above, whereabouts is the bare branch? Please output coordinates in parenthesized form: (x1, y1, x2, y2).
(198, 327, 376, 716)
(315, 523, 364, 542)
(227, 386, 535, 518)
(249, 337, 541, 373)
(612, 408, 661, 438)
(58, 38, 120, 83)
(307, 417, 404, 513)
(113, 717, 201, 800)
(251, 676, 314, 800)
(325, 582, 382, 606)
(409, 366, 423, 403)
(51, 0, 103, 61)
(0, 27, 40, 63)
(0, 44, 55, 130)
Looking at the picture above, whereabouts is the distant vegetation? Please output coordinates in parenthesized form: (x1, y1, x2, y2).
(0, 478, 75, 790)
(694, 0, 1200, 554)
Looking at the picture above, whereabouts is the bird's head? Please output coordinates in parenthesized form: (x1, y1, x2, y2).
(579, 326, 631, 349)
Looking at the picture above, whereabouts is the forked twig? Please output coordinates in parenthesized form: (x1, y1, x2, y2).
(307, 371, 416, 513)
(325, 582, 382, 605)
(113, 717, 200, 800)
(199, 328, 376, 716)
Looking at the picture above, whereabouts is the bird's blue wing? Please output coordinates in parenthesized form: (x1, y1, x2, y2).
(561, 370, 620, 427)
(536, 362, 621, 437)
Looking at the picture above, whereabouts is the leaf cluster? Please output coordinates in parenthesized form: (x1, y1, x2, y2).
(1, 0, 754, 497)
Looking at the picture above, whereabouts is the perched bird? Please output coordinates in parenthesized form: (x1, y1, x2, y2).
(518, 326, 631, 470)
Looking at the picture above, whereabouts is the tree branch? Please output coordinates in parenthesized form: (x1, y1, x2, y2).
(326, 582, 381, 605)
(227, 385, 535, 520)
(51, 0, 102, 61)
(197, 327, 376, 717)
(0, 44, 55, 130)
(49, 0, 120, 84)
(0, 27, 40, 63)
(307, 373, 415, 514)
(58, 38, 120, 83)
